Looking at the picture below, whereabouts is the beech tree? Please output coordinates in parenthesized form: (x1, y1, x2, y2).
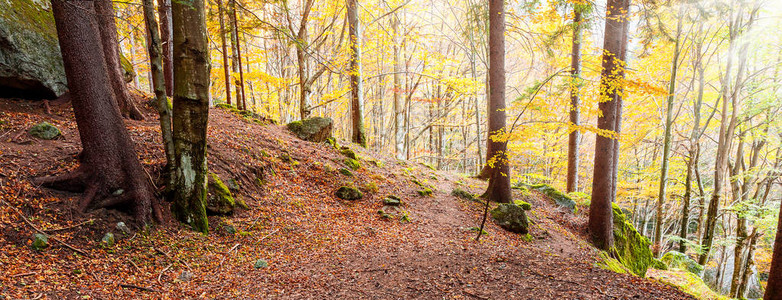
(566, 3, 587, 194)
(481, 0, 510, 204)
(348, 0, 366, 147)
(217, 0, 233, 106)
(158, 0, 174, 96)
(39, 0, 161, 223)
(588, 0, 630, 250)
(170, 0, 211, 233)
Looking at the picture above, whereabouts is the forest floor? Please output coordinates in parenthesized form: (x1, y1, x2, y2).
(0, 97, 695, 299)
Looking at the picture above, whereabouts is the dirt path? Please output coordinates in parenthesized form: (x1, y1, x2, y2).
(0, 98, 693, 299)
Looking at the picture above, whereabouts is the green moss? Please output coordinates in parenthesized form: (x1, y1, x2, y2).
(490, 203, 530, 234)
(513, 200, 532, 210)
(340, 147, 358, 160)
(339, 168, 353, 177)
(417, 187, 433, 197)
(31, 233, 48, 251)
(421, 162, 436, 170)
(29, 122, 60, 139)
(646, 269, 728, 300)
(651, 258, 668, 270)
(207, 173, 239, 214)
(325, 137, 339, 149)
(336, 186, 363, 200)
(344, 158, 361, 170)
(596, 252, 631, 274)
(360, 181, 378, 194)
(451, 188, 479, 202)
(610, 203, 653, 277)
(516, 183, 575, 212)
(119, 53, 135, 83)
(215, 103, 234, 110)
(660, 251, 703, 276)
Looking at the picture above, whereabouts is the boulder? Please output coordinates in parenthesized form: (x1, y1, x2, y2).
(490, 203, 529, 234)
(340, 147, 358, 159)
(518, 183, 576, 212)
(206, 172, 247, 214)
(336, 186, 362, 200)
(31, 233, 48, 250)
(660, 251, 703, 276)
(28, 122, 60, 139)
(286, 117, 333, 142)
(0, 0, 66, 98)
(116, 222, 131, 235)
(611, 203, 653, 277)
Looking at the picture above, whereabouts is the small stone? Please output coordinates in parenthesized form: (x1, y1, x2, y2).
(101, 232, 115, 248)
(383, 197, 401, 206)
(29, 122, 61, 140)
(178, 270, 194, 282)
(254, 259, 268, 269)
(339, 168, 353, 177)
(224, 225, 237, 235)
(31, 233, 49, 250)
(112, 189, 124, 196)
(336, 186, 363, 200)
(116, 222, 131, 235)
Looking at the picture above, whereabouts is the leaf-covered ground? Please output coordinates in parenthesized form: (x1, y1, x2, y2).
(0, 98, 695, 299)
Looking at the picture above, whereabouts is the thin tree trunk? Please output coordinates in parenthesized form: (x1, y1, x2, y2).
(588, 0, 630, 250)
(171, 0, 210, 233)
(348, 0, 366, 147)
(566, 7, 583, 193)
(392, 12, 404, 159)
(94, 0, 145, 121)
(654, 6, 684, 257)
(142, 0, 175, 188)
(217, 0, 232, 105)
(230, 0, 246, 110)
(157, 0, 173, 96)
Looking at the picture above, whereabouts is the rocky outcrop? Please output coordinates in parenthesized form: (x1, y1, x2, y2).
(660, 251, 703, 276)
(286, 117, 333, 143)
(611, 203, 653, 277)
(0, 0, 67, 98)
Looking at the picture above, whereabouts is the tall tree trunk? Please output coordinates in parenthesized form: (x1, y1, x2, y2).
(392, 13, 404, 159)
(41, 0, 160, 223)
(654, 6, 684, 257)
(348, 0, 366, 147)
(142, 0, 175, 188)
(766, 203, 782, 299)
(229, 0, 247, 110)
(217, 0, 232, 105)
(171, 0, 210, 233)
(157, 0, 173, 96)
(588, 0, 630, 251)
(566, 7, 583, 193)
(481, 0, 510, 204)
(94, 0, 144, 121)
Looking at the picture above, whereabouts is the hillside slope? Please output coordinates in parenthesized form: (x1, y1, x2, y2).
(0, 98, 693, 299)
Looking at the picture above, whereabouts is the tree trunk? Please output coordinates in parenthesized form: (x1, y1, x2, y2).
(217, 0, 232, 106)
(766, 203, 782, 299)
(142, 0, 175, 188)
(171, 0, 210, 233)
(229, 0, 247, 110)
(347, 0, 366, 147)
(392, 12, 404, 159)
(588, 0, 630, 251)
(653, 6, 684, 258)
(41, 0, 160, 224)
(566, 7, 583, 193)
(94, 0, 144, 121)
(481, 0, 510, 204)
(157, 0, 173, 97)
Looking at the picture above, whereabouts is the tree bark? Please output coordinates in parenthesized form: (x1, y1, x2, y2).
(94, 0, 144, 121)
(566, 7, 583, 193)
(157, 0, 173, 97)
(217, 0, 232, 106)
(142, 0, 175, 188)
(347, 0, 366, 147)
(171, 0, 210, 233)
(392, 12, 404, 159)
(229, 0, 247, 110)
(481, 0, 510, 204)
(588, 0, 630, 251)
(42, 0, 160, 224)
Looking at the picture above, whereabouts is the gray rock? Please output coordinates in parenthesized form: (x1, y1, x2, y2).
(0, 0, 67, 98)
(286, 117, 333, 142)
(490, 203, 529, 234)
(383, 197, 401, 206)
(31, 233, 48, 250)
(178, 270, 194, 282)
(115, 222, 131, 235)
(336, 186, 362, 200)
(28, 122, 60, 139)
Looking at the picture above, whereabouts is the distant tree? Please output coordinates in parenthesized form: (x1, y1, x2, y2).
(94, 0, 144, 120)
(392, 10, 405, 159)
(157, 0, 174, 96)
(348, 0, 366, 147)
(588, 0, 630, 250)
(39, 0, 161, 223)
(228, 0, 247, 110)
(481, 0, 510, 204)
(170, 0, 211, 233)
(217, 0, 233, 106)
(566, 3, 589, 193)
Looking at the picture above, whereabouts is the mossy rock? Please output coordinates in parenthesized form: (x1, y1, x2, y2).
(660, 251, 703, 276)
(517, 183, 575, 213)
(611, 203, 653, 277)
(339, 168, 353, 177)
(513, 200, 532, 210)
(31, 233, 48, 250)
(207, 173, 247, 214)
(421, 162, 436, 170)
(119, 53, 135, 83)
(286, 117, 333, 142)
(651, 258, 668, 270)
(383, 197, 401, 206)
(344, 158, 361, 170)
(29, 122, 60, 139)
(340, 147, 358, 160)
(490, 203, 529, 234)
(336, 186, 363, 200)
(100, 232, 115, 248)
(596, 251, 631, 274)
(417, 187, 433, 197)
(451, 188, 479, 202)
